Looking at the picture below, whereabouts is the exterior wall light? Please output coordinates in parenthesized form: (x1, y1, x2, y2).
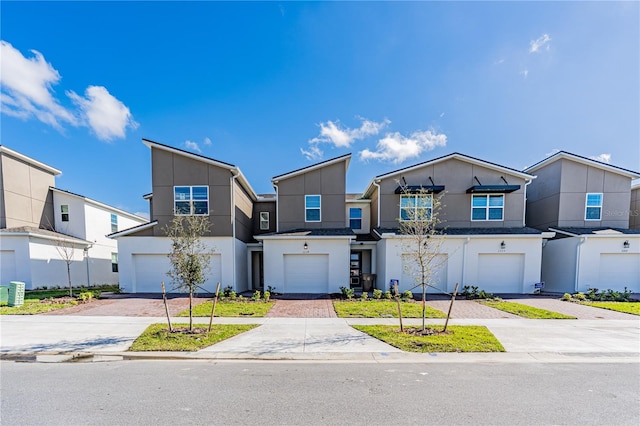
(303, 242, 309, 251)
(623, 240, 630, 249)
(500, 241, 506, 250)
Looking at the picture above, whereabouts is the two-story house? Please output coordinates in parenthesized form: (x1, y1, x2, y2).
(630, 182, 640, 230)
(0, 146, 146, 289)
(111, 139, 258, 293)
(254, 154, 356, 294)
(524, 151, 640, 293)
(362, 153, 553, 294)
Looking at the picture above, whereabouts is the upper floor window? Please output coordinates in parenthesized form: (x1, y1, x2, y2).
(174, 186, 209, 215)
(305, 195, 321, 222)
(400, 194, 432, 221)
(472, 194, 504, 221)
(111, 253, 118, 273)
(259, 212, 270, 230)
(110, 214, 118, 233)
(61, 205, 69, 222)
(585, 193, 603, 220)
(349, 207, 362, 230)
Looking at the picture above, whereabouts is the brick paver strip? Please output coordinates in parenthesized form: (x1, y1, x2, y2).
(41, 296, 209, 317)
(266, 299, 337, 318)
(425, 299, 520, 319)
(511, 298, 639, 320)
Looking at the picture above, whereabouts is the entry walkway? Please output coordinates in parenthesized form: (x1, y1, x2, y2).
(266, 296, 337, 318)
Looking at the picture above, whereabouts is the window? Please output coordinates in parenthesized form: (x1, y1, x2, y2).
(111, 253, 118, 273)
(61, 205, 69, 222)
(305, 195, 321, 222)
(471, 194, 504, 221)
(585, 193, 603, 220)
(110, 214, 118, 233)
(400, 194, 432, 221)
(174, 186, 209, 215)
(349, 208, 362, 230)
(259, 212, 269, 230)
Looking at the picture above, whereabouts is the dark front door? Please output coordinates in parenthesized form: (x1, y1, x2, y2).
(350, 252, 361, 288)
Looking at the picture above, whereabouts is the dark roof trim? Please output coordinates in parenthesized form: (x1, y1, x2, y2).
(272, 153, 351, 181)
(466, 185, 521, 193)
(524, 150, 640, 177)
(142, 138, 236, 168)
(394, 185, 445, 194)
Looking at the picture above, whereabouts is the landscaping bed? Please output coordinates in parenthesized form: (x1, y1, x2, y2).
(579, 301, 639, 316)
(128, 323, 258, 351)
(1, 285, 117, 315)
(333, 300, 446, 318)
(0, 298, 78, 315)
(479, 300, 576, 319)
(177, 300, 274, 317)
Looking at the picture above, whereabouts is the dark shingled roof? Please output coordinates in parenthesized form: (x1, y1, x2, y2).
(553, 227, 640, 236)
(354, 233, 379, 242)
(264, 228, 355, 237)
(375, 227, 543, 236)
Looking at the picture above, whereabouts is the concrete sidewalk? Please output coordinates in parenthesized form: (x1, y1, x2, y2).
(1, 315, 638, 363)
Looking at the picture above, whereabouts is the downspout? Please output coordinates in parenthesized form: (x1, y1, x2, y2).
(574, 236, 587, 293)
(461, 237, 470, 287)
(273, 182, 279, 233)
(523, 179, 532, 227)
(373, 179, 381, 228)
(231, 170, 240, 291)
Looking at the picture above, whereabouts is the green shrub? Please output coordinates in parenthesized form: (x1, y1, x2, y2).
(237, 295, 245, 302)
(229, 291, 237, 301)
(401, 290, 413, 301)
(372, 289, 383, 299)
(263, 291, 271, 302)
(223, 286, 233, 298)
(586, 287, 631, 302)
(77, 291, 93, 302)
(266, 285, 276, 294)
(383, 291, 392, 300)
(360, 292, 368, 301)
(561, 293, 572, 301)
(340, 286, 355, 300)
(573, 292, 586, 301)
(252, 290, 261, 302)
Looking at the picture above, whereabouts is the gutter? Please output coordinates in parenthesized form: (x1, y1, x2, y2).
(373, 179, 381, 228)
(273, 182, 280, 233)
(574, 236, 587, 293)
(523, 179, 532, 227)
(231, 170, 240, 291)
(461, 237, 470, 287)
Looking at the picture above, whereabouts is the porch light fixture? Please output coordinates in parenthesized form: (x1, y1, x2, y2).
(500, 241, 506, 250)
(623, 240, 630, 249)
(303, 242, 309, 251)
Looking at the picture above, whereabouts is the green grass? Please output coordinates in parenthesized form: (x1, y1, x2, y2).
(128, 323, 258, 351)
(580, 301, 640, 316)
(333, 300, 446, 318)
(24, 284, 118, 300)
(0, 299, 78, 315)
(177, 301, 274, 317)
(480, 300, 576, 319)
(353, 325, 505, 352)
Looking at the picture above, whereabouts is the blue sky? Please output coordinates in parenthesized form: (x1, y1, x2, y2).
(2, 1, 638, 219)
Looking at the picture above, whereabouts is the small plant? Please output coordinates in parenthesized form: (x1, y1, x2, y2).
(223, 286, 233, 298)
(340, 286, 355, 300)
(360, 292, 368, 301)
(229, 291, 237, 301)
(263, 291, 271, 302)
(461, 285, 494, 300)
(373, 289, 383, 299)
(561, 293, 572, 301)
(237, 295, 245, 302)
(266, 285, 276, 294)
(586, 287, 631, 302)
(252, 290, 261, 302)
(572, 292, 586, 301)
(77, 291, 93, 302)
(383, 291, 392, 300)
(401, 290, 413, 301)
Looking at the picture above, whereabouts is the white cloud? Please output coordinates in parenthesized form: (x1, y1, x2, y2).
(590, 153, 611, 164)
(521, 69, 529, 79)
(1, 40, 136, 141)
(300, 145, 323, 161)
(0, 40, 76, 129)
(359, 129, 447, 164)
(310, 117, 390, 148)
(68, 86, 138, 141)
(184, 140, 201, 153)
(203, 137, 212, 146)
(134, 211, 150, 220)
(529, 34, 551, 53)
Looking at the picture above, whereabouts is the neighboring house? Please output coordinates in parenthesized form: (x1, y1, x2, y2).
(0, 146, 145, 289)
(524, 151, 640, 293)
(362, 153, 553, 294)
(255, 154, 358, 294)
(630, 182, 640, 230)
(111, 139, 258, 293)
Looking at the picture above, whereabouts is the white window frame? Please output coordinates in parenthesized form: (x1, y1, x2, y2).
(305, 195, 321, 222)
(110, 213, 118, 233)
(471, 194, 504, 221)
(173, 186, 209, 216)
(349, 207, 362, 230)
(585, 193, 603, 221)
(111, 253, 118, 273)
(61, 205, 69, 222)
(259, 212, 270, 230)
(399, 194, 432, 222)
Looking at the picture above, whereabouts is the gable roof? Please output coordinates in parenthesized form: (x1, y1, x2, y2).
(108, 221, 158, 238)
(272, 153, 351, 182)
(142, 138, 258, 201)
(0, 145, 62, 176)
(524, 151, 640, 179)
(363, 152, 534, 197)
(50, 187, 148, 223)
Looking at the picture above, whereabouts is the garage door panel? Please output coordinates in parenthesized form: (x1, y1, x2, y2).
(599, 253, 640, 292)
(283, 254, 328, 293)
(401, 254, 448, 293)
(133, 254, 221, 293)
(477, 254, 524, 293)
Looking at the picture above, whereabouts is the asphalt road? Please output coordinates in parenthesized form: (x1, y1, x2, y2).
(1, 361, 638, 425)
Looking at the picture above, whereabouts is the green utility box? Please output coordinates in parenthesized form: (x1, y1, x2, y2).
(0, 286, 8, 305)
(8, 281, 25, 307)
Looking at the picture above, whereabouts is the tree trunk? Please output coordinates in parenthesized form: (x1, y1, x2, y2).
(421, 283, 426, 332)
(189, 289, 193, 331)
(67, 263, 72, 297)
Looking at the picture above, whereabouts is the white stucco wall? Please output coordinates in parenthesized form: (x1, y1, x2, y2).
(261, 238, 351, 294)
(541, 237, 578, 293)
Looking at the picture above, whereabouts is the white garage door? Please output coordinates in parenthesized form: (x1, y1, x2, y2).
(133, 253, 221, 294)
(599, 253, 640, 292)
(477, 254, 524, 293)
(401, 254, 448, 294)
(1, 250, 16, 284)
(283, 254, 329, 293)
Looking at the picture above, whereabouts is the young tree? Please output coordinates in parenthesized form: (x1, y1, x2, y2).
(164, 214, 213, 331)
(399, 185, 447, 332)
(54, 234, 79, 297)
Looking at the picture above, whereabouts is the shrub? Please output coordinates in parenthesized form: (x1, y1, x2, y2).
(266, 285, 276, 294)
(372, 289, 383, 299)
(340, 286, 355, 300)
(229, 291, 237, 301)
(401, 290, 413, 301)
(252, 290, 261, 302)
(561, 293, 572, 301)
(383, 291, 392, 300)
(360, 292, 368, 301)
(461, 285, 494, 300)
(263, 291, 271, 302)
(586, 287, 631, 302)
(237, 295, 245, 302)
(572, 292, 586, 301)
(77, 291, 93, 302)
(223, 286, 234, 298)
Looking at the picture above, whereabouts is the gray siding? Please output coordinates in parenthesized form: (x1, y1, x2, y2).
(630, 187, 640, 229)
(233, 182, 254, 243)
(525, 159, 562, 230)
(253, 200, 276, 235)
(276, 160, 347, 231)
(376, 158, 527, 229)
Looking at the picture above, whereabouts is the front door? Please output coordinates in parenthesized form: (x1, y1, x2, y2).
(350, 252, 361, 288)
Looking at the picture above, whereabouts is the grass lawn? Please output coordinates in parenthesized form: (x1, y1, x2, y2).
(580, 301, 640, 316)
(24, 284, 119, 300)
(177, 301, 274, 317)
(480, 300, 576, 319)
(333, 300, 446, 318)
(129, 323, 258, 351)
(0, 299, 78, 315)
(353, 325, 505, 352)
